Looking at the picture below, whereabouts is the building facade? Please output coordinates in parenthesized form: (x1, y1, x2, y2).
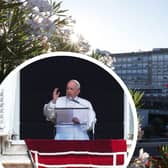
(110, 48, 168, 138)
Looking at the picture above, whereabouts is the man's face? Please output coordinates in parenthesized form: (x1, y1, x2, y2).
(66, 81, 80, 99)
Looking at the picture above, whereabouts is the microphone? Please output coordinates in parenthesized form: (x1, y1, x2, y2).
(68, 97, 80, 104)
(69, 97, 89, 109)
(71, 99, 80, 104)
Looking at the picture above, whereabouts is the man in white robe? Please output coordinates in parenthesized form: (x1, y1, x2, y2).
(43, 80, 96, 140)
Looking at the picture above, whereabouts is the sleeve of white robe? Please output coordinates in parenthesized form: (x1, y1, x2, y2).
(87, 101, 97, 131)
(43, 101, 57, 122)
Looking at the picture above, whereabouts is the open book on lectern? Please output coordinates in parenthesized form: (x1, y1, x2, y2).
(55, 107, 89, 125)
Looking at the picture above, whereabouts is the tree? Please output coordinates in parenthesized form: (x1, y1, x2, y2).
(89, 49, 113, 67)
(23, 0, 90, 53)
(129, 89, 144, 140)
(75, 34, 90, 53)
(129, 89, 144, 109)
(0, 0, 90, 82)
(90, 50, 102, 60)
(0, 0, 43, 82)
(50, 27, 90, 53)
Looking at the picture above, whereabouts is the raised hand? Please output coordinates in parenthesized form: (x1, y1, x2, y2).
(52, 88, 60, 103)
(72, 117, 80, 124)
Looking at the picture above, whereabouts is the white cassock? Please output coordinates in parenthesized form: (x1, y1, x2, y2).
(43, 96, 96, 140)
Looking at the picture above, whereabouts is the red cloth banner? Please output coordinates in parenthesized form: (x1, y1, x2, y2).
(25, 139, 127, 167)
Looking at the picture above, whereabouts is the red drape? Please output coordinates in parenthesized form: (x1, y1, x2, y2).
(25, 139, 127, 167)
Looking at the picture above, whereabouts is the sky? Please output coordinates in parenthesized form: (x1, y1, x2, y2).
(61, 0, 168, 53)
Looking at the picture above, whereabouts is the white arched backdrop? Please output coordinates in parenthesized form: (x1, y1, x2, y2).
(0, 52, 138, 166)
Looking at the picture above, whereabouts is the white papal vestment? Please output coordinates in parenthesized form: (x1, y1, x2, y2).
(44, 96, 96, 140)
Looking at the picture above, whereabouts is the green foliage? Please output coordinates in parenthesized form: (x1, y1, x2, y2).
(147, 145, 168, 168)
(90, 50, 102, 60)
(159, 145, 168, 165)
(129, 89, 144, 140)
(128, 145, 168, 168)
(50, 0, 70, 27)
(0, 0, 86, 82)
(48, 1, 90, 53)
(0, 0, 43, 82)
(49, 34, 80, 52)
(129, 89, 144, 109)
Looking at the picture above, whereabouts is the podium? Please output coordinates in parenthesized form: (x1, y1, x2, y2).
(53, 107, 90, 140)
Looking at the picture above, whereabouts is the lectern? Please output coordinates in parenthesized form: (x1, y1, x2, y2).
(54, 107, 90, 140)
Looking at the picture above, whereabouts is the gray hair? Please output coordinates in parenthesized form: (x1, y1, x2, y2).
(69, 79, 80, 89)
